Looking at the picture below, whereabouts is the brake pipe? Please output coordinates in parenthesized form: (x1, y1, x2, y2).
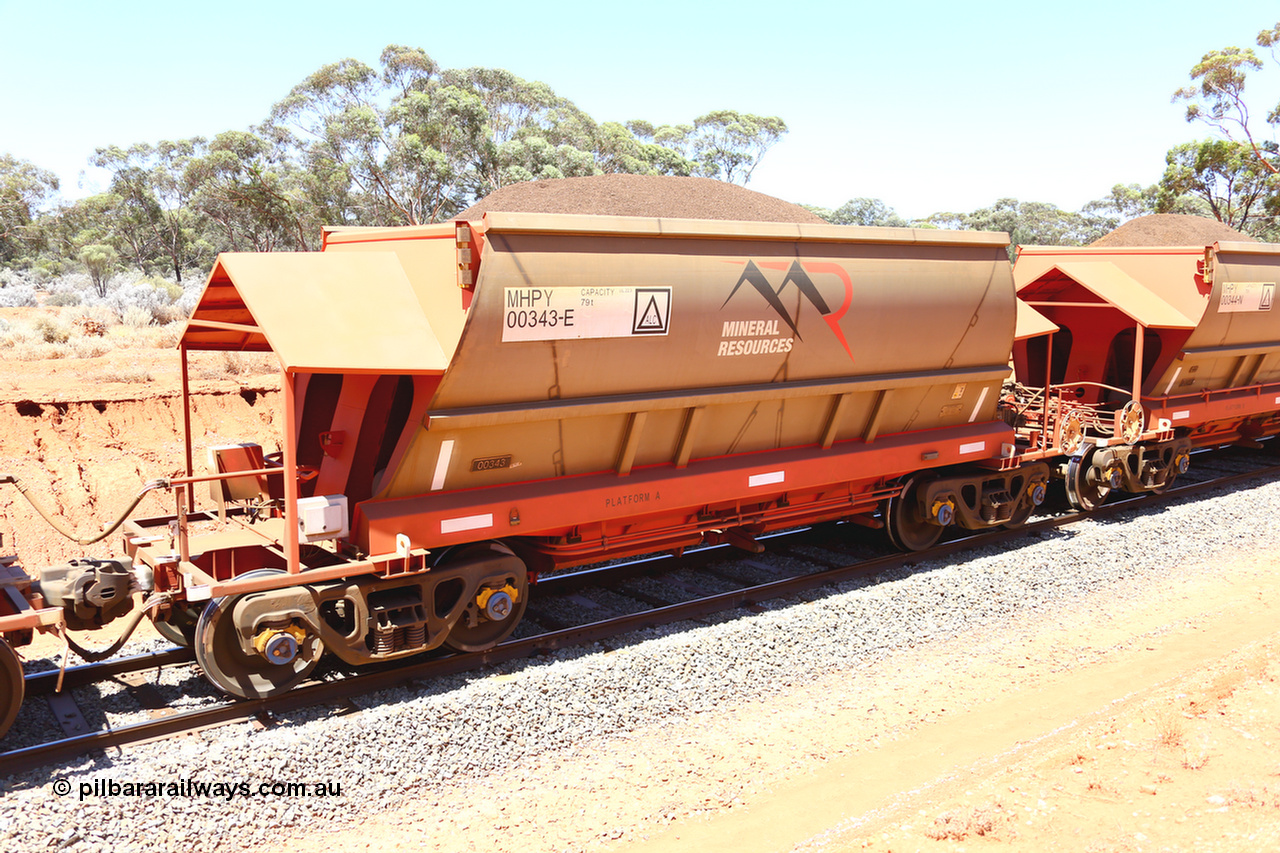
(0, 473, 169, 546)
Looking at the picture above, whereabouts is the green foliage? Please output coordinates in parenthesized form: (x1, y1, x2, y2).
(0, 46, 791, 276)
(78, 243, 119, 298)
(89, 140, 215, 281)
(182, 130, 313, 252)
(148, 276, 183, 302)
(924, 199, 1115, 252)
(625, 114, 786, 183)
(689, 111, 787, 184)
(808, 198, 909, 227)
(1157, 139, 1279, 233)
(1174, 23, 1280, 176)
(0, 153, 59, 263)
(1082, 183, 1161, 221)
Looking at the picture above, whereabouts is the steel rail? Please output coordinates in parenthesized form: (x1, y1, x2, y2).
(3, 456, 1278, 779)
(22, 648, 194, 697)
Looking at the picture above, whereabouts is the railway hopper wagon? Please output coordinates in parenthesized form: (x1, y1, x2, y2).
(0, 213, 1055, 735)
(1006, 241, 1280, 509)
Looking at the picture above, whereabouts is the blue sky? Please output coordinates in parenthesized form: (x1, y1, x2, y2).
(3, 0, 1279, 220)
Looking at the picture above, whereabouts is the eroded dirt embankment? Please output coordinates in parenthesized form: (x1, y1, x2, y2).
(0, 390, 281, 570)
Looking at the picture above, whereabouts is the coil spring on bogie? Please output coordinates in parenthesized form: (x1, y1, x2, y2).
(373, 621, 428, 654)
(980, 490, 1015, 523)
(373, 623, 397, 655)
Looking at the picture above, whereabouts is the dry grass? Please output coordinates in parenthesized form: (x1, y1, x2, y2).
(1182, 744, 1212, 770)
(87, 367, 154, 384)
(9, 341, 69, 361)
(924, 805, 1008, 841)
(186, 350, 277, 381)
(1155, 711, 1186, 749)
(0, 310, 191, 383)
(1084, 775, 1108, 792)
(1224, 783, 1280, 808)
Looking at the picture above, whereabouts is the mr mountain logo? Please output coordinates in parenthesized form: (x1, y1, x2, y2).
(719, 260, 855, 360)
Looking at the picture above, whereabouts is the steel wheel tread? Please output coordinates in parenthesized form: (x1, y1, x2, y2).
(1065, 447, 1110, 512)
(194, 570, 321, 699)
(0, 640, 23, 740)
(441, 543, 530, 654)
(885, 475, 944, 552)
(153, 604, 201, 647)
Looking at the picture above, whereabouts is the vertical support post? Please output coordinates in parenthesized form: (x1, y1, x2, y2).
(176, 484, 190, 563)
(821, 393, 853, 450)
(674, 407, 704, 469)
(862, 390, 890, 444)
(283, 370, 300, 574)
(1042, 332, 1053, 453)
(615, 411, 647, 476)
(180, 344, 194, 513)
(1133, 323, 1145, 403)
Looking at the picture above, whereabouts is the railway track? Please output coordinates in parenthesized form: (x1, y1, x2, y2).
(3, 444, 1278, 779)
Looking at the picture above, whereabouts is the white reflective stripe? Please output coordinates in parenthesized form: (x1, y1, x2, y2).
(1275, 396, 1280, 405)
(967, 385, 990, 423)
(959, 441, 986, 455)
(431, 439, 455, 491)
(1163, 366, 1182, 396)
(748, 470, 785, 488)
(1172, 410, 1191, 421)
(441, 513, 493, 534)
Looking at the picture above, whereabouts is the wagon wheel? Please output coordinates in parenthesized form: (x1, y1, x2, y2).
(0, 639, 23, 740)
(441, 544, 530, 654)
(1065, 447, 1111, 512)
(884, 475, 944, 552)
(153, 603, 201, 647)
(194, 570, 322, 699)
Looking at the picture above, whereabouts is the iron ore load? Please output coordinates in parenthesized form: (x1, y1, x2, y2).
(3, 210, 1280, 739)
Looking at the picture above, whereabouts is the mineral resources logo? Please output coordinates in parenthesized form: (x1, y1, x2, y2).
(720, 260, 854, 360)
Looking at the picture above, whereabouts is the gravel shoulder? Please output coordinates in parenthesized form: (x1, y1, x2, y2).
(261, 522, 1280, 853)
(5, 478, 1280, 853)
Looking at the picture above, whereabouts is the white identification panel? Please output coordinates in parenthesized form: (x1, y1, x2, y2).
(502, 286, 671, 341)
(1218, 281, 1275, 313)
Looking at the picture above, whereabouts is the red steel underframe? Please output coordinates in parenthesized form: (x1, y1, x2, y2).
(1145, 380, 1280, 445)
(355, 420, 1012, 567)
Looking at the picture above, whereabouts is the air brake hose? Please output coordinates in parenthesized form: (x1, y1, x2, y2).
(0, 473, 169, 546)
(62, 593, 173, 663)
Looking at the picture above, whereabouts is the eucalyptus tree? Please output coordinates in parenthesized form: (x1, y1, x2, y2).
(808, 198, 908, 227)
(77, 243, 118, 298)
(90, 140, 211, 280)
(689, 111, 787, 184)
(269, 46, 500, 226)
(1174, 21, 1280, 174)
(182, 130, 315, 252)
(925, 199, 1114, 250)
(626, 114, 787, 184)
(1157, 139, 1279, 233)
(0, 154, 59, 264)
